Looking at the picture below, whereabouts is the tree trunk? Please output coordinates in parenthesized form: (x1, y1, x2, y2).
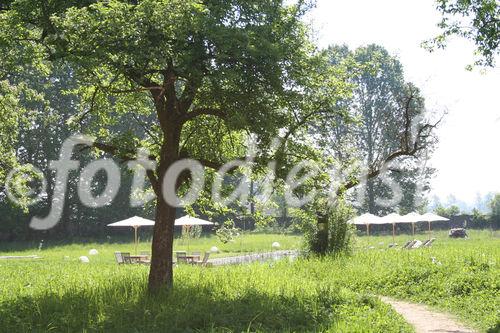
(367, 179, 376, 214)
(147, 107, 181, 291)
(148, 197, 176, 290)
(315, 212, 329, 255)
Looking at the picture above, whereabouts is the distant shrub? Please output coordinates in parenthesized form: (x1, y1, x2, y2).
(326, 200, 355, 255)
(300, 199, 355, 256)
(215, 219, 240, 244)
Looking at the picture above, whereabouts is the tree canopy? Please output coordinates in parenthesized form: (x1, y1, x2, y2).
(425, 0, 499, 67)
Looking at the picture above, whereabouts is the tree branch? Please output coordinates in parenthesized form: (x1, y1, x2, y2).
(337, 89, 442, 196)
(182, 108, 226, 122)
(78, 141, 159, 186)
(131, 113, 162, 147)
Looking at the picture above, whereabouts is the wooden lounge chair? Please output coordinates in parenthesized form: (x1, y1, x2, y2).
(176, 251, 188, 265)
(411, 240, 423, 249)
(424, 238, 436, 247)
(194, 252, 211, 267)
(191, 251, 201, 261)
(138, 251, 151, 263)
(121, 252, 132, 264)
(115, 251, 132, 264)
(402, 240, 414, 249)
(114, 251, 124, 264)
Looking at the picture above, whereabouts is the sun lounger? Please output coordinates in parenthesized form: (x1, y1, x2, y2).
(424, 238, 436, 247)
(140, 251, 150, 259)
(191, 251, 201, 261)
(114, 252, 124, 264)
(114, 251, 132, 264)
(411, 240, 423, 249)
(402, 240, 415, 249)
(193, 252, 211, 267)
(176, 251, 188, 264)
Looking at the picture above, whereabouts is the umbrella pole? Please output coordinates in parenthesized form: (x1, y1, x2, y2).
(392, 223, 395, 244)
(134, 226, 138, 255)
(412, 222, 415, 237)
(367, 224, 370, 237)
(428, 221, 431, 240)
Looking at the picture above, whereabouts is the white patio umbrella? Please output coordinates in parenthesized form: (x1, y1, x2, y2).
(107, 216, 155, 254)
(421, 213, 449, 238)
(381, 213, 404, 243)
(175, 215, 214, 251)
(348, 213, 383, 236)
(175, 215, 215, 226)
(399, 212, 423, 236)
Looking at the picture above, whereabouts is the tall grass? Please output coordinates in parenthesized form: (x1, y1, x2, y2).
(0, 230, 498, 332)
(0, 260, 413, 332)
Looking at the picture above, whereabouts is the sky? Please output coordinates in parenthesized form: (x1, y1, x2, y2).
(308, 0, 500, 204)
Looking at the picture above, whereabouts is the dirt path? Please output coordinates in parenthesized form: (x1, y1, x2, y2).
(380, 296, 478, 333)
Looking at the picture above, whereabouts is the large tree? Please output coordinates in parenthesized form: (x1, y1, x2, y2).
(2, 0, 349, 290)
(316, 45, 437, 215)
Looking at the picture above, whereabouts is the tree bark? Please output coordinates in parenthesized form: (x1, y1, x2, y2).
(367, 179, 376, 214)
(147, 97, 182, 291)
(315, 212, 329, 255)
(148, 197, 176, 290)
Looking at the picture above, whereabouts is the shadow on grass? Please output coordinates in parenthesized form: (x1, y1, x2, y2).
(0, 280, 340, 333)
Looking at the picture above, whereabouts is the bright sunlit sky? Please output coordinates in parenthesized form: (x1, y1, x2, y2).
(309, 0, 500, 204)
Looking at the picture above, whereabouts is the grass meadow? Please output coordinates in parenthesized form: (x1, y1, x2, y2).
(0, 230, 498, 332)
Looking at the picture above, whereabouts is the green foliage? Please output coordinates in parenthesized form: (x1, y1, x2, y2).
(470, 208, 486, 224)
(489, 193, 500, 218)
(1, 0, 325, 156)
(326, 200, 355, 255)
(0, 82, 21, 173)
(298, 199, 355, 256)
(215, 219, 241, 244)
(424, 0, 499, 67)
(0, 80, 43, 187)
(434, 204, 461, 218)
(489, 193, 500, 229)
